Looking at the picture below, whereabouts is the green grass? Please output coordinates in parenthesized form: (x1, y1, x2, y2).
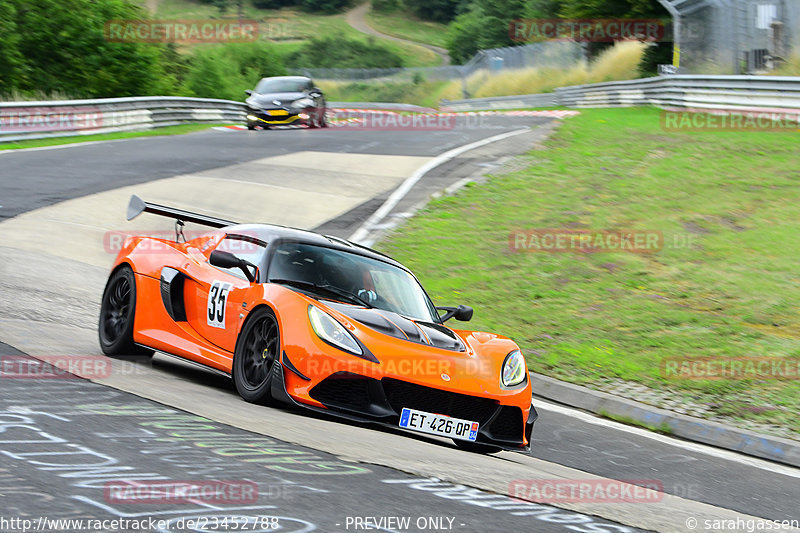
(364, 8, 449, 48)
(378, 107, 800, 435)
(318, 79, 450, 107)
(0, 123, 226, 151)
(136, 0, 440, 67)
(598, 410, 673, 435)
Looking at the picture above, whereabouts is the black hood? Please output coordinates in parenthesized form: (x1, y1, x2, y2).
(326, 303, 465, 352)
(248, 92, 306, 108)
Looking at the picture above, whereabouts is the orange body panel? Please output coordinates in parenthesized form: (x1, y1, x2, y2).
(108, 231, 534, 449)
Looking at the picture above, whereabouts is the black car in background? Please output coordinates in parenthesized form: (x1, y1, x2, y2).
(245, 76, 328, 130)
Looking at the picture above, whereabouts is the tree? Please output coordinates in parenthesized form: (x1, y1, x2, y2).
(0, 1, 23, 93)
(4, 0, 177, 98)
(183, 43, 287, 100)
(558, 0, 666, 18)
(403, 0, 462, 23)
(446, 0, 528, 64)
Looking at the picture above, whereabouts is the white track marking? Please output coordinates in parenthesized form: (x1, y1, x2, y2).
(536, 400, 800, 478)
(348, 128, 530, 245)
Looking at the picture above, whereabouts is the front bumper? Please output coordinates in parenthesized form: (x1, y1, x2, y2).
(246, 108, 308, 127)
(271, 353, 537, 452)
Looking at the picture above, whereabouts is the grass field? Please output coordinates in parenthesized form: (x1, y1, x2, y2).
(317, 79, 451, 108)
(378, 107, 800, 435)
(138, 0, 440, 67)
(364, 8, 449, 48)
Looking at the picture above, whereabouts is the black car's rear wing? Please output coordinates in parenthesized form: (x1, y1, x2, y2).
(126, 195, 238, 229)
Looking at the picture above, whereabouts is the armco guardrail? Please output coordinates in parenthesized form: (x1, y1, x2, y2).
(441, 75, 800, 112)
(0, 96, 246, 143)
(556, 75, 800, 111)
(4, 76, 800, 142)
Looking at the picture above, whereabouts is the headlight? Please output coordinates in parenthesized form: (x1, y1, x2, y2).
(292, 97, 314, 109)
(501, 350, 527, 387)
(308, 305, 362, 355)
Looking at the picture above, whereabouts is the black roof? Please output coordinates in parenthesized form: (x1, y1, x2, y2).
(221, 223, 405, 270)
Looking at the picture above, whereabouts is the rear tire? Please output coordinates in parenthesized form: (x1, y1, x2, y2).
(453, 439, 503, 454)
(233, 307, 280, 404)
(98, 266, 154, 358)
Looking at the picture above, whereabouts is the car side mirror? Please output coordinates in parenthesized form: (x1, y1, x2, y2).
(210, 250, 258, 283)
(245, 89, 253, 96)
(437, 305, 473, 322)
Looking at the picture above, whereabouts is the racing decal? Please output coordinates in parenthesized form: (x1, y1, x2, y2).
(207, 281, 233, 328)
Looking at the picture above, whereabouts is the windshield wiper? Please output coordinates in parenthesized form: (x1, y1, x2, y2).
(269, 279, 374, 308)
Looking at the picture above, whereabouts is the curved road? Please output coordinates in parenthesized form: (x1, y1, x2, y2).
(345, 2, 451, 66)
(1, 119, 798, 533)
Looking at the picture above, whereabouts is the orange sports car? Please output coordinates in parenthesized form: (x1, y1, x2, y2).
(99, 196, 537, 453)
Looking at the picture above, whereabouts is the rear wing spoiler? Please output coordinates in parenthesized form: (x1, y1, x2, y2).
(126, 195, 238, 229)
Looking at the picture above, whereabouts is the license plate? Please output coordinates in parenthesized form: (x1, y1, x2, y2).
(399, 408, 479, 442)
(266, 110, 288, 116)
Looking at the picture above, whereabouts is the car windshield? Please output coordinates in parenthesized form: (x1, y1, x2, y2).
(255, 78, 308, 94)
(268, 242, 438, 322)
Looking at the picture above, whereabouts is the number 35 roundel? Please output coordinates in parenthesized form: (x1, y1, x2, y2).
(207, 281, 233, 328)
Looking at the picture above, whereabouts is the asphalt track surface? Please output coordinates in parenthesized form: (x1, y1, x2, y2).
(1, 118, 798, 533)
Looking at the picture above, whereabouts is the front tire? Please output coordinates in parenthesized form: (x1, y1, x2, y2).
(98, 266, 153, 358)
(233, 307, 280, 404)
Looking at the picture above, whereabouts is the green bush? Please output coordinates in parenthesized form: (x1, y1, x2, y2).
(638, 41, 674, 76)
(250, 0, 351, 13)
(182, 42, 287, 100)
(252, 0, 297, 7)
(445, 0, 527, 64)
(1, 0, 178, 98)
(403, 0, 462, 23)
(371, 0, 401, 11)
(286, 35, 404, 69)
